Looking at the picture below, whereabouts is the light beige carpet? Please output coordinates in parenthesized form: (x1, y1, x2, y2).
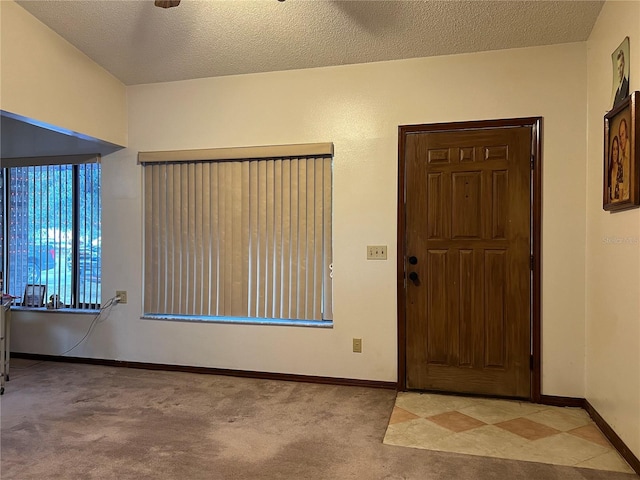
(1, 359, 637, 479)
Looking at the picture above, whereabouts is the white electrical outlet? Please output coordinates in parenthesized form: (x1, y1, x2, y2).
(367, 245, 387, 260)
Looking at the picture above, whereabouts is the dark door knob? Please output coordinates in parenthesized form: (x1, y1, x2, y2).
(408, 271, 419, 285)
(408, 256, 418, 265)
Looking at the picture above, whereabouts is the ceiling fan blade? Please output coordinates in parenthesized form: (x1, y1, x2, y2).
(154, 0, 180, 8)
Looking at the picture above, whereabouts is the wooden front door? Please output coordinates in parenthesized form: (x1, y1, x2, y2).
(400, 121, 534, 399)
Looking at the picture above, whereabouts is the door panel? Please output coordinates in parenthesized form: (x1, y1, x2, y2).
(404, 126, 531, 398)
(426, 249, 448, 365)
(452, 171, 482, 238)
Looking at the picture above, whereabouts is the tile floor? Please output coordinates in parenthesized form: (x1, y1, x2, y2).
(384, 392, 636, 474)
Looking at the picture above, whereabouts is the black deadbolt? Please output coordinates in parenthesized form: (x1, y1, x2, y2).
(408, 256, 418, 265)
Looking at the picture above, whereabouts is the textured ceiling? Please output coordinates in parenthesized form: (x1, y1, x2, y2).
(17, 0, 603, 86)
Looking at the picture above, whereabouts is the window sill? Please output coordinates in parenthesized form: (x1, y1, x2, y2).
(11, 306, 100, 315)
(142, 314, 333, 328)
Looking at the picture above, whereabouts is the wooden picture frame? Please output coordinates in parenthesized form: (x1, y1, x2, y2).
(603, 91, 640, 211)
(23, 284, 46, 308)
(611, 37, 630, 108)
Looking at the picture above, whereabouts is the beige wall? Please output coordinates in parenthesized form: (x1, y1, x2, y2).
(586, 1, 640, 459)
(0, 0, 127, 146)
(6, 0, 640, 459)
(12, 43, 589, 396)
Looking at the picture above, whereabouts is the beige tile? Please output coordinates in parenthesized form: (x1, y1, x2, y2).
(495, 434, 608, 467)
(528, 433, 610, 465)
(455, 425, 531, 456)
(495, 417, 560, 441)
(459, 403, 524, 424)
(429, 429, 503, 457)
(474, 398, 549, 416)
(568, 424, 612, 448)
(497, 444, 575, 466)
(575, 450, 636, 474)
(395, 392, 477, 418)
(427, 411, 486, 433)
(524, 407, 591, 432)
(384, 418, 454, 449)
(388, 406, 420, 425)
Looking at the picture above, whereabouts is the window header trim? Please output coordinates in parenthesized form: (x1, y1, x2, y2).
(138, 142, 334, 165)
(2, 154, 101, 168)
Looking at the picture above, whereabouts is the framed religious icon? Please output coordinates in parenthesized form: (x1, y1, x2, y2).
(604, 91, 640, 212)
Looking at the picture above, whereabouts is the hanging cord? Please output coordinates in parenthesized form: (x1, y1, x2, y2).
(59, 294, 119, 356)
(11, 295, 120, 370)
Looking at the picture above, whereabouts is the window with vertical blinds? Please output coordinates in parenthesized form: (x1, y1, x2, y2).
(139, 143, 333, 324)
(1, 155, 101, 309)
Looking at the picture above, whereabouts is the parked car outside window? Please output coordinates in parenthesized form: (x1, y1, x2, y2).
(78, 237, 101, 282)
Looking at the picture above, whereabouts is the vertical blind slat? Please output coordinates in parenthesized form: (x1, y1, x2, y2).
(152, 165, 162, 313)
(188, 163, 196, 314)
(297, 160, 307, 319)
(144, 168, 153, 313)
(218, 164, 227, 314)
(211, 163, 220, 316)
(221, 164, 230, 314)
(166, 164, 176, 314)
(183, 165, 191, 313)
(231, 161, 243, 316)
(265, 160, 275, 317)
(175, 165, 183, 313)
(160, 165, 168, 314)
(87, 167, 94, 305)
(84, 166, 88, 304)
(202, 163, 211, 316)
(241, 162, 251, 317)
(306, 158, 315, 319)
(313, 158, 324, 320)
(273, 159, 283, 319)
(248, 161, 258, 317)
(181, 165, 188, 313)
(257, 160, 266, 317)
(289, 160, 299, 319)
(323, 159, 333, 320)
(281, 159, 291, 319)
